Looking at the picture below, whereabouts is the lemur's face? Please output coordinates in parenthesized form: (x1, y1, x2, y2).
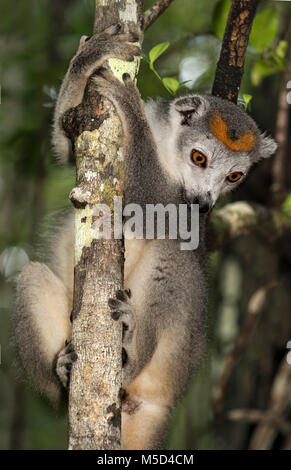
(170, 95, 277, 214)
(177, 124, 255, 213)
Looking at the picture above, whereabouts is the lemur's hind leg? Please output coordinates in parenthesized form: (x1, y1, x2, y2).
(121, 329, 187, 450)
(15, 262, 72, 404)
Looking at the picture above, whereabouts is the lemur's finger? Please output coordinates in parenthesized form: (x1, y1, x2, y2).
(104, 23, 122, 36)
(127, 44, 142, 56)
(111, 311, 121, 321)
(92, 75, 113, 94)
(122, 73, 135, 87)
(116, 289, 131, 301)
(108, 298, 121, 310)
(79, 35, 90, 47)
(118, 32, 140, 44)
(97, 69, 120, 87)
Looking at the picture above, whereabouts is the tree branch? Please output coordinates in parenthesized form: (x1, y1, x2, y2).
(143, 0, 175, 30)
(212, 0, 260, 102)
(66, 0, 144, 450)
(207, 201, 291, 252)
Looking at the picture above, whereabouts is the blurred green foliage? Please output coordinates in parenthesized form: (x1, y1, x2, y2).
(0, 0, 290, 450)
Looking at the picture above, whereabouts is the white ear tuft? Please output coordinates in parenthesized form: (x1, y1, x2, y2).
(259, 133, 277, 160)
(173, 94, 209, 125)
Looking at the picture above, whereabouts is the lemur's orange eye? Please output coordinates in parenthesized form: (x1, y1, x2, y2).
(227, 172, 243, 183)
(191, 150, 207, 167)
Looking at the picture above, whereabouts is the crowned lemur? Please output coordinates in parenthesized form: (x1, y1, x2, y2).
(15, 25, 277, 449)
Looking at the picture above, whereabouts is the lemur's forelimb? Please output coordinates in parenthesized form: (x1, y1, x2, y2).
(92, 71, 182, 209)
(53, 25, 141, 161)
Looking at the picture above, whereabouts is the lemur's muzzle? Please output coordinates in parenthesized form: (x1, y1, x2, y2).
(184, 191, 213, 214)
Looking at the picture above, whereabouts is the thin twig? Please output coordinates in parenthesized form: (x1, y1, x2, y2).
(212, 0, 260, 102)
(214, 283, 277, 419)
(227, 408, 291, 437)
(143, 0, 175, 30)
(249, 358, 291, 449)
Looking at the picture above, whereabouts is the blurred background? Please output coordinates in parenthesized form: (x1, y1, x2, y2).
(0, 0, 291, 450)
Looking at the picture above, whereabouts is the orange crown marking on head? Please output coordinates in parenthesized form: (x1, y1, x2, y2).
(209, 112, 256, 152)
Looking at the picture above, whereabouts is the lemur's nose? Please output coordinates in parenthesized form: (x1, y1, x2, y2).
(192, 198, 209, 213)
(191, 193, 212, 214)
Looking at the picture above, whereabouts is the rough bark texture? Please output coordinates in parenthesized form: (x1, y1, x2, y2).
(212, 0, 260, 102)
(66, 0, 144, 450)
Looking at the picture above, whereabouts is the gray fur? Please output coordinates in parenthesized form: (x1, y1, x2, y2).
(14, 26, 277, 447)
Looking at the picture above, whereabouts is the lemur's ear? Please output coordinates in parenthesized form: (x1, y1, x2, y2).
(174, 95, 208, 126)
(258, 133, 277, 160)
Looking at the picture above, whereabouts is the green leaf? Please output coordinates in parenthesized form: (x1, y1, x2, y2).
(275, 40, 288, 60)
(162, 77, 180, 96)
(251, 59, 284, 86)
(149, 42, 170, 69)
(282, 193, 291, 216)
(212, 0, 232, 39)
(250, 7, 279, 52)
(242, 94, 252, 110)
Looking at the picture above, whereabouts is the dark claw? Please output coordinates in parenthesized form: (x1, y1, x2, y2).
(125, 289, 131, 298)
(122, 348, 128, 366)
(111, 311, 121, 321)
(119, 387, 126, 400)
(70, 352, 78, 362)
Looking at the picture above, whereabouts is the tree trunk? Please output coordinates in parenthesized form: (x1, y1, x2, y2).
(66, 0, 144, 450)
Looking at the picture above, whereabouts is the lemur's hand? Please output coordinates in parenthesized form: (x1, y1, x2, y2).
(69, 24, 141, 78)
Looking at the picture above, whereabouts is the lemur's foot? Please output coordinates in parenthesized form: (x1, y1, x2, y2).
(108, 289, 135, 364)
(55, 341, 78, 389)
(71, 24, 141, 76)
